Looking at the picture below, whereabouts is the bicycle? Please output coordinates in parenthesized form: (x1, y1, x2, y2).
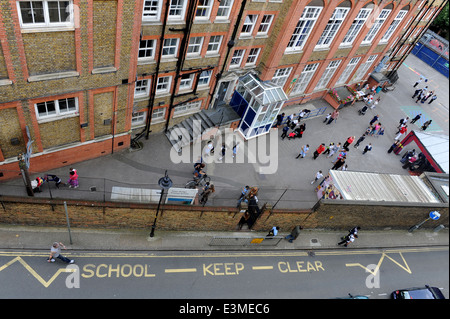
(185, 174, 210, 189)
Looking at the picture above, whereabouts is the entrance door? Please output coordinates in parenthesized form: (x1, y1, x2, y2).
(214, 81, 230, 108)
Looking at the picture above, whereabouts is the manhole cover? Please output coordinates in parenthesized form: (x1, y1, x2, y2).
(311, 238, 318, 243)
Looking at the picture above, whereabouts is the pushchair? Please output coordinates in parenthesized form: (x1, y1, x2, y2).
(287, 129, 302, 139)
(358, 105, 368, 115)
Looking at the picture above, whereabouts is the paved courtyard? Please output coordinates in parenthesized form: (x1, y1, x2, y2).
(1, 54, 448, 210)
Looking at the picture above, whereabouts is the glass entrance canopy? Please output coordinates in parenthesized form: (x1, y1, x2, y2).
(230, 73, 288, 139)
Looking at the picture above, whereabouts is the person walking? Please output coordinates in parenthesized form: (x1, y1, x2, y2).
(237, 185, 250, 207)
(322, 142, 334, 156)
(395, 125, 407, 140)
(397, 116, 408, 129)
(413, 77, 423, 88)
(44, 174, 64, 188)
(326, 110, 339, 125)
(285, 226, 303, 243)
(323, 113, 331, 123)
(348, 226, 361, 237)
(311, 170, 323, 184)
(232, 142, 239, 158)
(353, 134, 366, 149)
(199, 184, 215, 205)
(331, 156, 346, 170)
(286, 113, 296, 127)
(313, 143, 326, 160)
(343, 136, 355, 149)
(421, 91, 433, 104)
(369, 115, 379, 126)
(67, 170, 79, 188)
(421, 120, 432, 131)
(327, 142, 341, 158)
(370, 97, 380, 109)
(48, 242, 74, 264)
(274, 112, 285, 128)
(428, 94, 437, 104)
(296, 144, 309, 159)
(369, 123, 381, 136)
(280, 124, 290, 140)
(218, 143, 226, 161)
(387, 140, 400, 153)
(338, 233, 356, 247)
(362, 143, 372, 155)
(410, 113, 422, 124)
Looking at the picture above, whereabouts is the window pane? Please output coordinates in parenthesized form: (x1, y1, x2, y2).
(46, 101, 56, 115)
(48, 1, 70, 23)
(20, 1, 45, 24)
(36, 102, 47, 116)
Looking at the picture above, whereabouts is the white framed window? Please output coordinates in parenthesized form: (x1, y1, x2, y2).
(187, 36, 204, 56)
(241, 14, 258, 36)
(179, 73, 195, 90)
(138, 39, 156, 60)
(290, 63, 319, 96)
(156, 76, 172, 94)
(17, 0, 74, 29)
(131, 111, 147, 126)
(206, 35, 222, 54)
(168, 0, 187, 21)
(353, 55, 377, 81)
(271, 67, 292, 87)
(152, 108, 166, 123)
(230, 49, 245, 68)
(336, 57, 361, 84)
(246, 48, 261, 65)
(286, 6, 322, 52)
(314, 60, 341, 90)
(35, 97, 78, 120)
(162, 38, 179, 58)
(341, 8, 372, 46)
(381, 10, 407, 42)
(216, 0, 234, 20)
(316, 8, 349, 49)
(174, 101, 202, 116)
(198, 70, 212, 86)
(142, 0, 162, 22)
(195, 0, 213, 20)
(257, 15, 274, 35)
(362, 9, 391, 44)
(135, 79, 151, 97)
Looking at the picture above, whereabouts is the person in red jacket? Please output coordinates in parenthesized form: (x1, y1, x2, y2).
(313, 143, 326, 160)
(343, 136, 355, 149)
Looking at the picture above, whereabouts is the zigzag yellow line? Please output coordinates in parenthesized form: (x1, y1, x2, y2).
(0, 256, 76, 288)
(345, 252, 412, 275)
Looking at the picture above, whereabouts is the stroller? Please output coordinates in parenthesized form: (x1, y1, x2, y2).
(287, 128, 303, 139)
(358, 105, 368, 115)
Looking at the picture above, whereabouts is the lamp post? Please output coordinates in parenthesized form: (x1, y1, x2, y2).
(149, 170, 173, 238)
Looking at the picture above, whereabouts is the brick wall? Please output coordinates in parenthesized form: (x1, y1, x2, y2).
(0, 196, 447, 232)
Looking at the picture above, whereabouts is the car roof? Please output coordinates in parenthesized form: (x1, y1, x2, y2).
(402, 286, 445, 299)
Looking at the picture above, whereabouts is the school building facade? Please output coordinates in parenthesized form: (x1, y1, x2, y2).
(0, 0, 446, 179)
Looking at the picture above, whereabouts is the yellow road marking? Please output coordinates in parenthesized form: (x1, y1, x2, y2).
(252, 266, 273, 270)
(164, 268, 197, 273)
(346, 252, 412, 275)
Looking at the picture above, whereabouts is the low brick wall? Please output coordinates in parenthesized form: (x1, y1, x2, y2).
(0, 196, 447, 231)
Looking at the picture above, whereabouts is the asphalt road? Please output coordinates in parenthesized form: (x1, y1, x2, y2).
(0, 247, 447, 300)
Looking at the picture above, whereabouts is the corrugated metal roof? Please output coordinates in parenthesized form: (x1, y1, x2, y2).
(414, 131, 449, 174)
(330, 170, 440, 203)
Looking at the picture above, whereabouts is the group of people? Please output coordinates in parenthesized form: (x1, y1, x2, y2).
(31, 168, 79, 193)
(203, 140, 240, 161)
(278, 109, 312, 140)
(237, 185, 261, 230)
(412, 77, 437, 104)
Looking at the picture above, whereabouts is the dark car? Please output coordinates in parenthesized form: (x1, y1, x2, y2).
(391, 285, 445, 299)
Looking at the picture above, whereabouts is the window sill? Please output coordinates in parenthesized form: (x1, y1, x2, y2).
(28, 71, 79, 82)
(137, 59, 156, 65)
(284, 49, 304, 55)
(37, 112, 79, 124)
(92, 66, 117, 74)
(313, 46, 330, 52)
(0, 79, 13, 86)
(134, 95, 150, 102)
(21, 26, 75, 33)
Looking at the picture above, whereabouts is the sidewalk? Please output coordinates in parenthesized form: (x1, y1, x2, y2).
(0, 224, 447, 251)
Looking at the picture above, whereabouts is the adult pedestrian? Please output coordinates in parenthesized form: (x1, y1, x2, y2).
(232, 142, 239, 158)
(338, 233, 356, 247)
(266, 226, 280, 237)
(362, 143, 372, 154)
(323, 142, 334, 156)
(331, 156, 346, 170)
(326, 109, 339, 125)
(298, 123, 306, 138)
(410, 113, 422, 124)
(285, 226, 303, 243)
(353, 134, 366, 149)
(313, 143, 326, 160)
(274, 112, 285, 127)
(412, 88, 422, 99)
(323, 113, 331, 123)
(280, 124, 290, 140)
(32, 176, 44, 193)
(421, 91, 433, 103)
(44, 174, 63, 188)
(369, 115, 379, 126)
(422, 120, 432, 131)
(370, 97, 380, 109)
(348, 226, 361, 237)
(376, 126, 385, 137)
(387, 140, 400, 153)
(297, 110, 306, 123)
(67, 170, 79, 188)
(331, 149, 347, 164)
(413, 77, 423, 87)
(416, 91, 425, 103)
(286, 113, 296, 127)
(428, 94, 437, 104)
(47, 242, 74, 264)
(397, 117, 409, 129)
(218, 143, 226, 161)
(343, 136, 355, 149)
(237, 185, 250, 207)
(311, 170, 323, 184)
(199, 184, 215, 205)
(296, 144, 309, 159)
